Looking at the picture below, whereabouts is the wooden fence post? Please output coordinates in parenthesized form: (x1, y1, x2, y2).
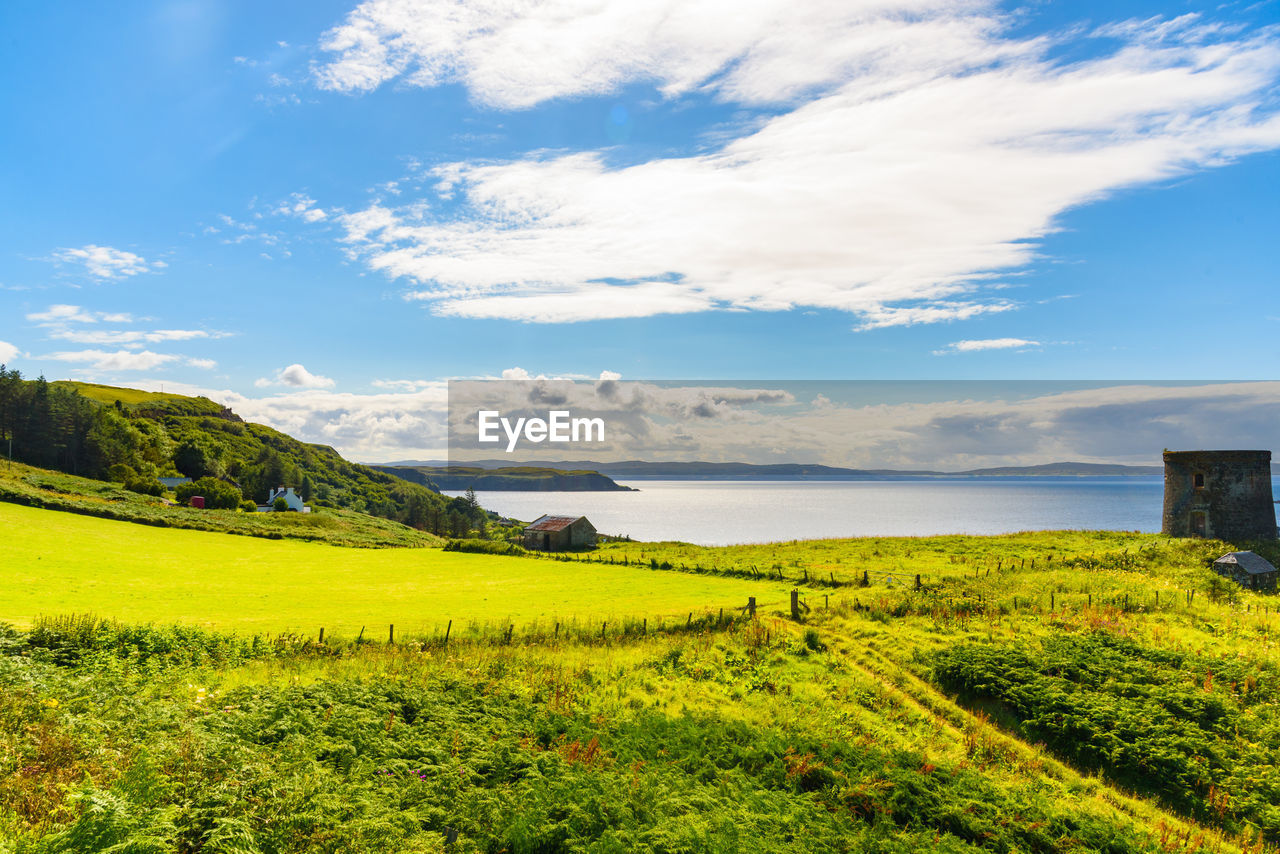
(389, 624, 395, 644)
(790, 589, 801, 621)
(748, 596, 757, 618)
(444, 620, 452, 645)
(318, 627, 324, 644)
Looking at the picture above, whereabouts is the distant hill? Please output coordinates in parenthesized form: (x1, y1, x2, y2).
(0, 372, 487, 538)
(374, 465, 634, 491)
(389, 459, 1168, 479)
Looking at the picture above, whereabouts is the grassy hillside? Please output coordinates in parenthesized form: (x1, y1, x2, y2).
(3, 512, 1280, 850)
(0, 371, 487, 537)
(0, 460, 440, 548)
(0, 502, 788, 635)
(52, 380, 228, 414)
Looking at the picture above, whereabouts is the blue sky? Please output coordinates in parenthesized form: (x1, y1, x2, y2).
(1, 0, 1278, 459)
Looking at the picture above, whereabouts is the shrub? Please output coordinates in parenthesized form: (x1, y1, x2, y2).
(123, 476, 163, 497)
(272, 496, 289, 512)
(443, 538, 527, 555)
(239, 499, 259, 513)
(107, 463, 137, 483)
(802, 628, 825, 652)
(176, 477, 241, 510)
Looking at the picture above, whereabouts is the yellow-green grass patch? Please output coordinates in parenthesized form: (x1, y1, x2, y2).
(0, 502, 788, 635)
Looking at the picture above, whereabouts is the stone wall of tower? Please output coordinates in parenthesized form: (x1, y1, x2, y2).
(1162, 450, 1276, 540)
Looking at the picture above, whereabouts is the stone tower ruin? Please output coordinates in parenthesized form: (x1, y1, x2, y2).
(1162, 450, 1276, 540)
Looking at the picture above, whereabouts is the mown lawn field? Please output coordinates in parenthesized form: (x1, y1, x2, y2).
(0, 502, 789, 637)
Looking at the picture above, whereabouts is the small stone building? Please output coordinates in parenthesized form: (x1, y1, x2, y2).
(1212, 551, 1278, 592)
(1162, 450, 1276, 540)
(523, 515, 596, 551)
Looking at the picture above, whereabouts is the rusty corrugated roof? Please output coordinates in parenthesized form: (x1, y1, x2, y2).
(525, 515, 584, 532)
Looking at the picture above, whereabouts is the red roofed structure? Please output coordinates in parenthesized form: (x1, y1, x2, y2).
(523, 514, 597, 551)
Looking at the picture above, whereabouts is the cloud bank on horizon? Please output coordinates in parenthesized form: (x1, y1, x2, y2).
(164, 377, 1280, 468)
(443, 379, 1280, 470)
(314, 1, 1280, 326)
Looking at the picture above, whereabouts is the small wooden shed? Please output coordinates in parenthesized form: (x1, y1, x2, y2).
(523, 515, 597, 551)
(1212, 551, 1278, 592)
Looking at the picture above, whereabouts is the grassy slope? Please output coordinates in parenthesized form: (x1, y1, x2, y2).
(0, 595, 1259, 852)
(0, 459, 440, 548)
(51, 380, 210, 409)
(0, 502, 789, 635)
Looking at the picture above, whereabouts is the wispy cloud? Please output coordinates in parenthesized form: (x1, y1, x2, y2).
(372, 378, 438, 391)
(46, 349, 182, 371)
(314, 2, 1280, 325)
(255, 363, 336, 389)
(26, 304, 227, 349)
(0, 341, 19, 363)
(274, 192, 328, 223)
(933, 337, 1042, 354)
(27, 305, 128, 325)
(51, 245, 164, 280)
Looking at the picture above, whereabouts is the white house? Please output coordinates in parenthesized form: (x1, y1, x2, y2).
(259, 486, 310, 513)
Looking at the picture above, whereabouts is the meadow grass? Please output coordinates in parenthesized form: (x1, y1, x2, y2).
(0, 502, 790, 637)
(5, 502, 1280, 851)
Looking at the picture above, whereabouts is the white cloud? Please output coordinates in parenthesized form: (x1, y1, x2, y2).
(934, 337, 1041, 354)
(185, 357, 218, 370)
(0, 341, 19, 363)
(46, 349, 180, 371)
(316, 2, 1280, 325)
(274, 193, 328, 222)
(51, 245, 163, 280)
(372, 378, 437, 390)
(256, 363, 337, 389)
(446, 379, 1280, 469)
(315, 0, 1027, 108)
(26, 304, 227, 349)
(26, 304, 108, 325)
(46, 328, 219, 346)
(130, 380, 451, 461)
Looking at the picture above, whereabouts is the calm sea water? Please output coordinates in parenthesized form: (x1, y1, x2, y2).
(442, 476, 1278, 546)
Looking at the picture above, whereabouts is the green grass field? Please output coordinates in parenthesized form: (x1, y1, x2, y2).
(6, 500, 1280, 852)
(0, 502, 789, 636)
